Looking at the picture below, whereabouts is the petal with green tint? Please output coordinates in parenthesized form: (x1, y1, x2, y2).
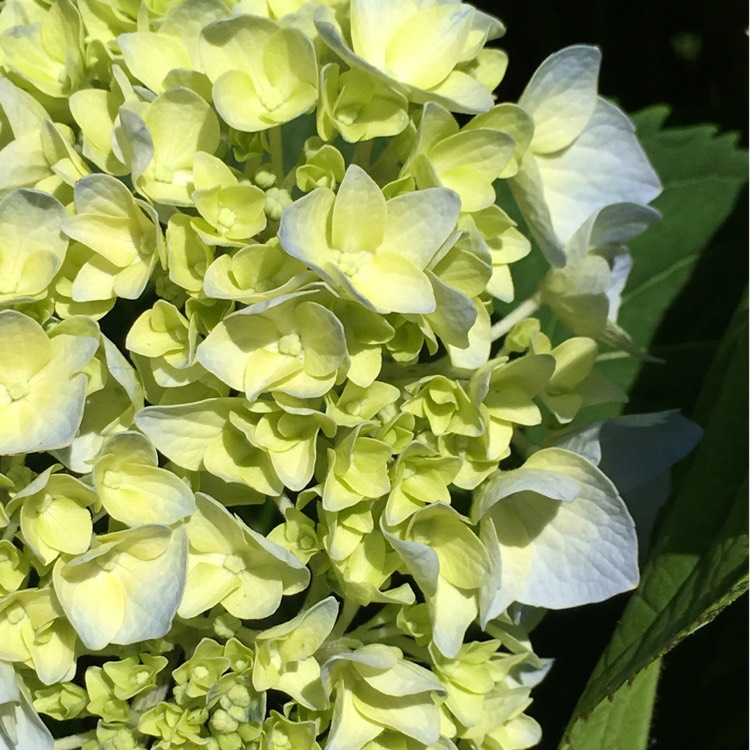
(297, 301, 348, 376)
(520, 45, 601, 154)
(135, 398, 238, 471)
(425, 69, 495, 113)
(277, 187, 336, 272)
(0, 189, 68, 306)
(350, 253, 435, 315)
(111, 526, 188, 644)
(118, 31, 192, 93)
(480, 448, 638, 617)
(332, 165, 386, 253)
(381, 188, 460, 269)
(33, 497, 92, 559)
(52, 554, 126, 650)
(352, 682, 441, 745)
(533, 98, 661, 253)
(385, 4, 473, 90)
(409, 511, 489, 591)
(200, 15, 274, 82)
(178, 561, 240, 619)
(97, 463, 195, 527)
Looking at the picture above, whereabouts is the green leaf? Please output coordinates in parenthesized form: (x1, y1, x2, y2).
(595, 107, 748, 401)
(560, 293, 749, 740)
(560, 658, 661, 750)
(497, 107, 748, 415)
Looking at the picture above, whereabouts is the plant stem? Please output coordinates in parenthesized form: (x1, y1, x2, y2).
(490, 294, 541, 341)
(352, 138, 374, 170)
(2, 519, 18, 541)
(330, 597, 360, 639)
(269, 126, 284, 183)
(511, 429, 538, 458)
(53, 732, 96, 749)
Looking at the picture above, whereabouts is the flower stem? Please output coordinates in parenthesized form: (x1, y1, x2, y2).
(53, 732, 96, 749)
(490, 294, 541, 341)
(352, 138, 374, 170)
(269, 126, 284, 182)
(330, 597, 360, 639)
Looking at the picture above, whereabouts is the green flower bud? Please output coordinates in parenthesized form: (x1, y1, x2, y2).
(0, 539, 29, 597)
(103, 654, 168, 701)
(33, 681, 87, 721)
(173, 639, 231, 701)
(264, 187, 293, 222)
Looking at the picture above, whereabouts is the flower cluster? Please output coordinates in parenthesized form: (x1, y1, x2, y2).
(0, 0, 665, 748)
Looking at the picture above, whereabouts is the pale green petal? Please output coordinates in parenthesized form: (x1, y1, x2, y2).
(200, 15, 275, 82)
(424, 69, 495, 114)
(520, 45, 601, 153)
(480, 448, 639, 614)
(111, 526, 188, 644)
(351, 253, 435, 314)
(178, 560, 240, 618)
(274, 656, 325, 709)
(408, 506, 489, 590)
(278, 187, 336, 272)
(52, 553, 126, 650)
(118, 31, 192, 93)
(353, 682, 441, 745)
(186, 492, 244, 555)
(326, 681, 383, 750)
(223, 569, 284, 620)
(135, 398, 238, 471)
(360, 658, 443, 697)
(0, 310, 51, 383)
(34, 497, 92, 557)
(381, 188, 460, 269)
(0, 662, 54, 749)
(385, 4, 473, 90)
(350, 0, 413, 70)
(97, 464, 195, 527)
(527, 98, 662, 255)
(332, 165, 386, 253)
(430, 577, 478, 658)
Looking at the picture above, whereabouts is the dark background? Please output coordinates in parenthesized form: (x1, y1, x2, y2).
(472, 1, 748, 748)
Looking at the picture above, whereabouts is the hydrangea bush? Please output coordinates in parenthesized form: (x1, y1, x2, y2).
(0, 1, 698, 748)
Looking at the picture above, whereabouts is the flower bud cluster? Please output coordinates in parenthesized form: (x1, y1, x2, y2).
(0, 0, 664, 747)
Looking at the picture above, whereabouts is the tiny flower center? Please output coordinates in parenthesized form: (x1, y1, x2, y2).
(7, 381, 29, 401)
(228, 704, 247, 722)
(95, 552, 118, 572)
(264, 187, 292, 221)
(6, 604, 26, 625)
(298, 530, 315, 551)
(103, 470, 123, 490)
(211, 709, 239, 734)
(193, 665, 209, 680)
(338, 253, 360, 277)
(223, 554, 246, 573)
(218, 207, 236, 229)
(134, 669, 149, 685)
(336, 104, 361, 126)
(113, 728, 137, 750)
(259, 88, 284, 112)
(37, 494, 54, 514)
(154, 163, 174, 183)
(270, 728, 292, 749)
(268, 643, 283, 671)
(227, 684, 251, 707)
(278, 333, 302, 357)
